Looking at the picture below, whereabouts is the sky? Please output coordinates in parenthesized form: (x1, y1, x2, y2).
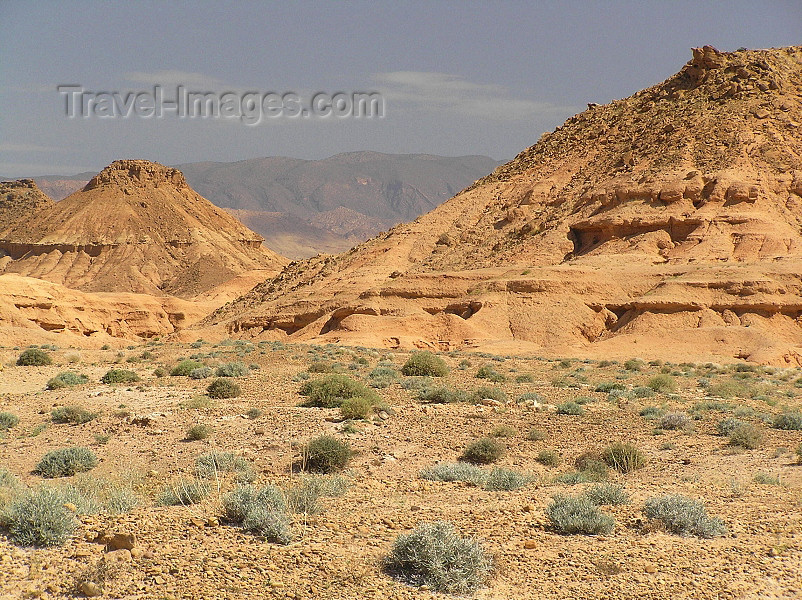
(0, 0, 800, 177)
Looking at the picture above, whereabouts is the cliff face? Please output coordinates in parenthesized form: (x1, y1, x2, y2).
(202, 46, 802, 365)
(0, 160, 286, 298)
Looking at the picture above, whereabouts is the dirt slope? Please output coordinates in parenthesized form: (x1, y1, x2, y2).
(0, 160, 286, 298)
(203, 46, 802, 365)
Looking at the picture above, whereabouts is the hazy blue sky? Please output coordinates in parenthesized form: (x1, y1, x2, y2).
(1, 1, 799, 176)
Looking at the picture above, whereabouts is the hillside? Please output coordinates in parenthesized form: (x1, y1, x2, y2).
(0, 160, 286, 298)
(31, 153, 500, 258)
(0, 179, 54, 230)
(202, 46, 802, 365)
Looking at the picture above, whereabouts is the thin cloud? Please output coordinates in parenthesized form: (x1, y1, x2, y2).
(374, 71, 573, 121)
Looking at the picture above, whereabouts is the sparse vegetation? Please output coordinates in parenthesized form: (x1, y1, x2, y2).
(51, 405, 98, 424)
(35, 447, 98, 478)
(340, 396, 376, 419)
(0, 412, 20, 430)
(101, 369, 140, 384)
(546, 494, 615, 535)
(643, 494, 726, 538)
(383, 521, 491, 594)
(215, 361, 248, 377)
(171, 359, 204, 377)
(659, 412, 691, 430)
(601, 442, 646, 473)
(401, 352, 449, 377)
(461, 438, 505, 464)
(185, 424, 212, 440)
(17, 348, 52, 366)
(221, 484, 291, 544)
(158, 478, 211, 505)
(475, 364, 505, 382)
(2, 487, 77, 546)
(418, 386, 469, 404)
(647, 374, 677, 393)
(728, 423, 763, 449)
(206, 378, 241, 399)
(536, 449, 561, 467)
(557, 401, 585, 416)
(301, 435, 352, 473)
(46, 372, 89, 390)
(299, 374, 380, 408)
(583, 483, 630, 506)
(772, 411, 802, 430)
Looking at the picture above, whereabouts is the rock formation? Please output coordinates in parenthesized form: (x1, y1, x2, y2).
(0, 160, 286, 298)
(203, 46, 802, 365)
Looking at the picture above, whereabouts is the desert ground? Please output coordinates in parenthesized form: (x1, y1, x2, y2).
(0, 340, 800, 599)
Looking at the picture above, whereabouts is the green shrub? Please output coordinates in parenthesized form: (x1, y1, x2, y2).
(170, 359, 204, 377)
(420, 462, 486, 485)
(51, 405, 98, 425)
(222, 484, 291, 544)
(216, 361, 248, 377)
(709, 380, 749, 399)
(601, 442, 646, 473)
(623, 358, 643, 371)
(583, 483, 630, 506)
(659, 412, 690, 430)
(515, 373, 534, 383)
(189, 366, 213, 379)
(526, 428, 547, 441)
(461, 438, 504, 465)
(647, 374, 677, 393)
(3, 487, 76, 546)
(206, 378, 241, 399)
(546, 495, 614, 535)
(773, 412, 802, 430)
(517, 392, 544, 405)
(35, 447, 97, 478)
(299, 374, 380, 408)
(418, 386, 469, 404)
(489, 425, 517, 438)
(631, 386, 655, 398)
(401, 352, 449, 377)
(17, 348, 52, 366)
(383, 521, 491, 594)
(475, 365, 505, 382)
(308, 360, 337, 373)
(536, 449, 561, 467)
(595, 381, 625, 393)
(301, 435, 352, 473)
(717, 417, 746, 436)
(483, 468, 530, 491)
(185, 424, 212, 440)
(557, 401, 584, 416)
(0, 412, 20, 429)
(101, 369, 140, 384)
(643, 494, 726, 538)
(46, 372, 88, 390)
(728, 423, 763, 449)
(472, 386, 507, 404)
(158, 478, 210, 505)
(753, 471, 781, 485)
(153, 367, 167, 377)
(340, 396, 375, 420)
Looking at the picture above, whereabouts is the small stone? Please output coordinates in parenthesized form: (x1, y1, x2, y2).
(645, 565, 657, 574)
(523, 504, 535, 513)
(753, 108, 770, 119)
(104, 549, 132, 563)
(206, 517, 219, 527)
(63, 502, 77, 513)
(108, 532, 136, 550)
(191, 517, 205, 527)
(524, 540, 537, 549)
(80, 581, 102, 597)
(130, 547, 144, 560)
(146, 469, 159, 478)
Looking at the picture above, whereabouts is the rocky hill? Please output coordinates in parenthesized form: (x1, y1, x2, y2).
(0, 160, 286, 298)
(0, 179, 54, 230)
(31, 153, 500, 258)
(202, 46, 802, 365)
